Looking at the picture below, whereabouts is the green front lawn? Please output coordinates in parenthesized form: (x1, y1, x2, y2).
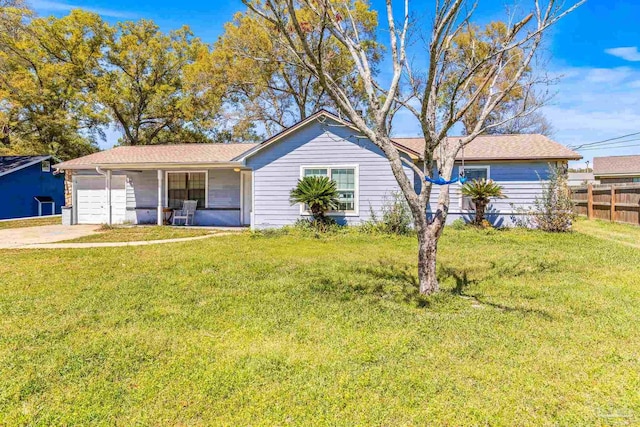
(60, 226, 215, 243)
(0, 215, 60, 230)
(1, 228, 639, 425)
(574, 217, 640, 248)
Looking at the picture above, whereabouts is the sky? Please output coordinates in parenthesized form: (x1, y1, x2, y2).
(27, 0, 640, 166)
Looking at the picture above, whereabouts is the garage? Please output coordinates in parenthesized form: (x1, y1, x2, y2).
(75, 175, 127, 224)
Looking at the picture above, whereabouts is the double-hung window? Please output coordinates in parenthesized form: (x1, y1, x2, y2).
(301, 166, 358, 214)
(461, 166, 489, 210)
(167, 171, 207, 209)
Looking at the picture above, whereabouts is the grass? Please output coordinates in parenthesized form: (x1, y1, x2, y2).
(573, 217, 640, 248)
(1, 227, 639, 425)
(59, 226, 214, 243)
(0, 215, 60, 230)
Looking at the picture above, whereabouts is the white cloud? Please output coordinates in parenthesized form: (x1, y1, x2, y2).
(605, 46, 640, 62)
(29, 0, 137, 19)
(542, 65, 640, 164)
(584, 67, 635, 84)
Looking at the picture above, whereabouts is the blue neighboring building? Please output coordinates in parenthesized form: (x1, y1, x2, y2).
(0, 155, 65, 220)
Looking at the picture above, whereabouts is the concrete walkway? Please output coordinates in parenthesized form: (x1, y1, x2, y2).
(0, 224, 101, 249)
(0, 225, 240, 250)
(21, 233, 229, 249)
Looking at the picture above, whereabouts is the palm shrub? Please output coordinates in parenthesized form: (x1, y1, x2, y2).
(461, 179, 506, 225)
(289, 176, 339, 226)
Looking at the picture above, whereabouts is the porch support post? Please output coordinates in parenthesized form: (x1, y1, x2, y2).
(106, 170, 112, 225)
(157, 169, 164, 225)
(240, 171, 244, 226)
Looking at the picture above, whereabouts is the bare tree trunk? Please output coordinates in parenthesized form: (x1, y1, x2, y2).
(416, 221, 439, 295)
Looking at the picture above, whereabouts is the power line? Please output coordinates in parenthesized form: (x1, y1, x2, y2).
(569, 131, 640, 150)
(579, 142, 640, 151)
(574, 137, 640, 149)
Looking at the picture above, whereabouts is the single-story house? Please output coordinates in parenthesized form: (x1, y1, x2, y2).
(54, 110, 581, 228)
(0, 155, 64, 220)
(568, 172, 597, 186)
(593, 155, 640, 184)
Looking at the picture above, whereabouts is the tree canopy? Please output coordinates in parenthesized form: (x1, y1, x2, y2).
(0, 1, 558, 163)
(0, 6, 226, 158)
(0, 8, 107, 159)
(98, 21, 221, 145)
(203, 1, 381, 138)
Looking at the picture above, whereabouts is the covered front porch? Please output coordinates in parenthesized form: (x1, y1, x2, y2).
(71, 165, 253, 227)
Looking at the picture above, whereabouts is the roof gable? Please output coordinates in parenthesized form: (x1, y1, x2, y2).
(0, 155, 51, 177)
(235, 110, 420, 161)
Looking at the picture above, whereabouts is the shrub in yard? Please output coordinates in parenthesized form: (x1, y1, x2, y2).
(510, 164, 576, 232)
(293, 217, 341, 234)
(449, 218, 467, 230)
(461, 179, 506, 226)
(289, 176, 339, 230)
(361, 191, 413, 235)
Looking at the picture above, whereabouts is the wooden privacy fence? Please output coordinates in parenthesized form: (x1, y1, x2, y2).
(571, 183, 640, 225)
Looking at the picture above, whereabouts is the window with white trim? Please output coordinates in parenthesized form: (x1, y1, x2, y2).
(167, 172, 206, 209)
(302, 166, 357, 212)
(41, 160, 51, 172)
(461, 166, 489, 210)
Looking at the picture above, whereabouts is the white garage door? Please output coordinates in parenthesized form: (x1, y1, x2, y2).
(76, 176, 127, 224)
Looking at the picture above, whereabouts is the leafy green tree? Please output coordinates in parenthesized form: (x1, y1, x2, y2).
(97, 20, 222, 145)
(206, 2, 380, 137)
(461, 179, 506, 225)
(0, 9, 109, 159)
(290, 176, 339, 223)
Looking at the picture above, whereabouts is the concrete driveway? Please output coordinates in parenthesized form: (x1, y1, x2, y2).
(0, 225, 100, 249)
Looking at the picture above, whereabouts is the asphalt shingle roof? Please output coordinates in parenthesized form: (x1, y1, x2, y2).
(392, 134, 581, 161)
(593, 155, 640, 176)
(54, 144, 258, 169)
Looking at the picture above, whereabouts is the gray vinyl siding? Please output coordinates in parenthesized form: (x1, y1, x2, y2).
(416, 161, 555, 226)
(125, 169, 241, 210)
(123, 169, 241, 225)
(126, 170, 158, 209)
(209, 169, 240, 209)
(246, 119, 414, 228)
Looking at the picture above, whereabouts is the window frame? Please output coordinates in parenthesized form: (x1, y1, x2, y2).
(299, 164, 359, 216)
(41, 160, 51, 172)
(165, 170, 209, 209)
(459, 165, 491, 211)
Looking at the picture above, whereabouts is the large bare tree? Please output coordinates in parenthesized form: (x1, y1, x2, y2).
(243, 0, 582, 294)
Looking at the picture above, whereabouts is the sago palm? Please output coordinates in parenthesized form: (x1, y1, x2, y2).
(461, 179, 506, 225)
(289, 176, 339, 221)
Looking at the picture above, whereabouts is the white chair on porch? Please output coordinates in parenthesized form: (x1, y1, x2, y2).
(172, 200, 197, 226)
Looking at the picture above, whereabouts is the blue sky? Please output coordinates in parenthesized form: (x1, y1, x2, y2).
(28, 0, 640, 165)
